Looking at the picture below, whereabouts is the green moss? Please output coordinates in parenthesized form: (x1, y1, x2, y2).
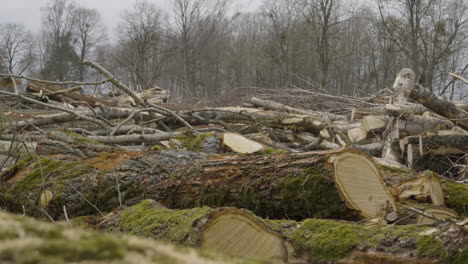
(0, 156, 34, 182)
(174, 132, 215, 151)
(445, 180, 468, 216)
(255, 148, 289, 155)
(366, 225, 432, 249)
(37, 234, 125, 262)
(264, 219, 298, 233)
(276, 167, 348, 219)
(449, 245, 468, 264)
(416, 235, 447, 259)
(152, 145, 167, 151)
(194, 165, 348, 220)
(118, 200, 212, 247)
(2, 157, 94, 214)
(290, 219, 367, 262)
(0, 230, 18, 240)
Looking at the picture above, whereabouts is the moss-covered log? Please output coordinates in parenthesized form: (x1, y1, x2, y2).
(98, 200, 288, 263)
(95, 200, 467, 264)
(1, 147, 397, 221)
(0, 210, 261, 264)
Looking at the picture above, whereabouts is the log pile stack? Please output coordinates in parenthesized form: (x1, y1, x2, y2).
(0, 65, 467, 263)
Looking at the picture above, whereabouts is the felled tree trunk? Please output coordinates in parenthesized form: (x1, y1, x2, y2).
(0, 145, 396, 221)
(13, 107, 150, 131)
(403, 134, 468, 155)
(0, 210, 252, 264)
(97, 200, 289, 264)
(250, 97, 346, 122)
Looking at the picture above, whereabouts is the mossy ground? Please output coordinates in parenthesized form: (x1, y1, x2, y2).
(286, 218, 458, 263)
(118, 200, 213, 247)
(290, 219, 367, 263)
(445, 180, 468, 216)
(416, 235, 447, 259)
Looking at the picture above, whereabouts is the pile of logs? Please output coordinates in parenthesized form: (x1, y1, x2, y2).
(0, 64, 467, 263)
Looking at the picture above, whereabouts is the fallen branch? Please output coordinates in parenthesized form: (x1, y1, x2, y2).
(449, 72, 468, 85)
(0, 90, 110, 130)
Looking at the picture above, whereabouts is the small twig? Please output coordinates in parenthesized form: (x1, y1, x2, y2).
(67, 181, 104, 216)
(63, 206, 71, 225)
(112, 170, 122, 207)
(392, 213, 417, 225)
(404, 206, 443, 222)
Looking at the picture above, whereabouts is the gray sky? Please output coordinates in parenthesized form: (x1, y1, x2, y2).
(0, 0, 261, 35)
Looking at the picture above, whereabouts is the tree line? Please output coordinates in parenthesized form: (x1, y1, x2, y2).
(1, 0, 467, 101)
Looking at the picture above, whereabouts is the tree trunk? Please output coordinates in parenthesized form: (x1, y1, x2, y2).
(0, 210, 252, 264)
(408, 84, 468, 130)
(97, 200, 289, 264)
(1, 146, 395, 221)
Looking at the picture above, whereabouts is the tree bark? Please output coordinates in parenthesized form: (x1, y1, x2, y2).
(1, 147, 395, 221)
(408, 84, 468, 130)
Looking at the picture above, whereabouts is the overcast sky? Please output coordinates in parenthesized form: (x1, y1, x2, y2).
(0, 0, 261, 36)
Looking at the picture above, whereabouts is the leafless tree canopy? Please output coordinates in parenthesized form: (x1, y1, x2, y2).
(0, 0, 467, 99)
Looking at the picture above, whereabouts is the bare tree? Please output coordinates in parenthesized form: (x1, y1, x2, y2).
(295, 0, 343, 88)
(39, 0, 79, 81)
(116, 0, 167, 91)
(0, 23, 35, 75)
(170, 0, 234, 98)
(378, 0, 468, 90)
(72, 6, 107, 82)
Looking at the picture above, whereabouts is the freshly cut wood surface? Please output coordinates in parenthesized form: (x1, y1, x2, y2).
(202, 209, 288, 263)
(361, 115, 388, 132)
(333, 152, 397, 219)
(222, 133, 264, 153)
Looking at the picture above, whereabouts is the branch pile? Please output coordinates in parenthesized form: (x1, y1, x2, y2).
(1, 65, 467, 263)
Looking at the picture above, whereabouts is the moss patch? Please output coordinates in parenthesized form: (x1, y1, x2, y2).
(118, 200, 212, 247)
(2, 157, 94, 215)
(366, 225, 432, 249)
(174, 132, 215, 151)
(449, 245, 468, 264)
(290, 219, 367, 262)
(276, 167, 349, 219)
(255, 148, 289, 155)
(445, 180, 468, 216)
(416, 235, 447, 259)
